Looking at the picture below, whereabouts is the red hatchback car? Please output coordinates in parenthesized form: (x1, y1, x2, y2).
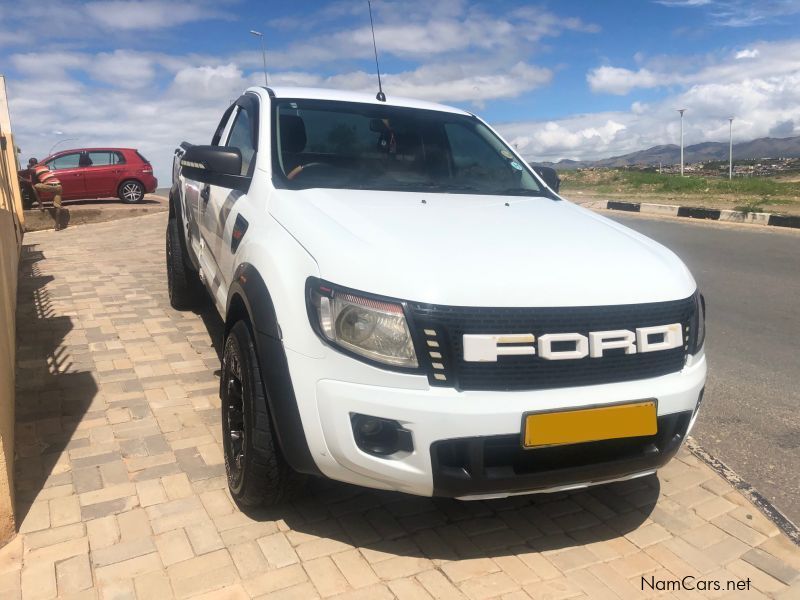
(23, 147, 158, 205)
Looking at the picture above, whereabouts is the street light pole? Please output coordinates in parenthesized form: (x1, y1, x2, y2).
(47, 137, 78, 156)
(250, 30, 268, 86)
(677, 109, 686, 176)
(728, 116, 734, 181)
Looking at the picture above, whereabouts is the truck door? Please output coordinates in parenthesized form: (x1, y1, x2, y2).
(190, 105, 236, 301)
(202, 95, 258, 309)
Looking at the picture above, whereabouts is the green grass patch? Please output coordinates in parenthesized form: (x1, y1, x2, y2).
(733, 199, 768, 214)
(560, 169, 800, 198)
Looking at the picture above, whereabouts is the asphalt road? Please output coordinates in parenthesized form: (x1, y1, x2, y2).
(608, 212, 800, 524)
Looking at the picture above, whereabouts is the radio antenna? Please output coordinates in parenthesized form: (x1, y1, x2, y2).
(367, 1, 386, 102)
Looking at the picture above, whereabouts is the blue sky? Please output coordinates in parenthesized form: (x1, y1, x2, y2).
(2, 0, 800, 180)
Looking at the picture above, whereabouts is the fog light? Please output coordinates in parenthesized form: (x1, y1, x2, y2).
(351, 414, 413, 457)
(357, 417, 383, 437)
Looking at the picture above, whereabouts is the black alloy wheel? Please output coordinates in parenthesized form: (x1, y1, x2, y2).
(223, 342, 246, 492)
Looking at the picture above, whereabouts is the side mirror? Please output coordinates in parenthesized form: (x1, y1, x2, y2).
(181, 145, 249, 192)
(532, 165, 560, 193)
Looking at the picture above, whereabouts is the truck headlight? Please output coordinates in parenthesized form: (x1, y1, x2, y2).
(307, 280, 418, 369)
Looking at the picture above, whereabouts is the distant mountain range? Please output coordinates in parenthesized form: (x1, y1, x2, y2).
(533, 135, 800, 170)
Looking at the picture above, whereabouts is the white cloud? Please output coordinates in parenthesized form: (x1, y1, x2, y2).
(10, 52, 93, 77)
(90, 51, 158, 89)
(500, 70, 800, 163)
(488, 39, 800, 163)
(735, 48, 760, 59)
(84, 1, 227, 30)
(658, 0, 800, 27)
(0, 29, 30, 46)
(656, 1, 712, 6)
(7, 51, 255, 178)
(375, 62, 551, 104)
(267, 61, 552, 105)
(240, 2, 599, 70)
(169, 64, 253, 100)
(499, 117, 631, 161)
(587, 67, 662, 95)
(0, 0, 229, 42)
(588, 40, 800, 95)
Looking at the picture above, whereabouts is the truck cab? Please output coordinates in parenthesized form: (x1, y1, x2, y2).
(167, 86, 706, 506)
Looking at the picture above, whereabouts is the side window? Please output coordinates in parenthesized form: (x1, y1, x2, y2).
(114, 152, 126, 164)
(225, 107, 256, 176)
(47, 153, 81, 170)
(87, 152, 114, 166)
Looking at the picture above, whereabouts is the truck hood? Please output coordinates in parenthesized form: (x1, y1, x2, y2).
(269, 189, 696, 307)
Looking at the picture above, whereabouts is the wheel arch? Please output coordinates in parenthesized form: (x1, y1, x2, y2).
(168, 184, 179, 219)
(225, 263, 281, 340)
(168, 186, 199, 272)
(225, 263, 320, 476)
(225, 292, 249, 340)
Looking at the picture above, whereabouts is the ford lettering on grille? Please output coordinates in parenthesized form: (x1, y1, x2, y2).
(463, 324, 682, 362)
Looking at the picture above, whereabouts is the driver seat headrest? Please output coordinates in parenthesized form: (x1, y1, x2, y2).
(280, 115, 307, 154)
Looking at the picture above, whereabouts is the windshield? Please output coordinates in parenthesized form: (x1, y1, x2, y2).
(272, 99, 546, 196)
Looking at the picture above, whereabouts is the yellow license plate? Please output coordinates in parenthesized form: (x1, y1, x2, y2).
(523, 400, 657, 448)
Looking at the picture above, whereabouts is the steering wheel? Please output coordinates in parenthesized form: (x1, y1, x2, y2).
(287, 162, 328, 181)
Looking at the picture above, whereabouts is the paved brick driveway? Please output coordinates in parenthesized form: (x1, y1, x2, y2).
(2, 212, 799, 599)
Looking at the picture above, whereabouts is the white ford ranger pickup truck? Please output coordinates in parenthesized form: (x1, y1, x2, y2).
(167, 86, 706, 505)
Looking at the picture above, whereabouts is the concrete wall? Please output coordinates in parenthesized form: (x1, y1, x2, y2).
(0, 75, 25, 544)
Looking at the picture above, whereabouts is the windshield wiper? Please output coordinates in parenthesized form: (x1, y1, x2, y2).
(346, 180, 481, 193)
(419, 183, 481, 192)
(494, 187, 548, 197)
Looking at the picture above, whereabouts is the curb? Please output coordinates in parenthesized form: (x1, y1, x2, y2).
(23, 208, 168, 234)
(687, 437, 800, 546)
(586, 199, 800, 229)
(22, 194, 168, 232)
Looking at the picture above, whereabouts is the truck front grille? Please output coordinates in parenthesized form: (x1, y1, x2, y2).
(408, 296, 696, 391)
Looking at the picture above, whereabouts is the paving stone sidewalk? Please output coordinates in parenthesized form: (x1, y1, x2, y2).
(2, 212, 799, 599)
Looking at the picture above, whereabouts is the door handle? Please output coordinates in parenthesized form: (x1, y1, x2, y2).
(201, 186, 210, 203)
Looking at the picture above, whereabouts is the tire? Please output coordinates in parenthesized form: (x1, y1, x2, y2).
(166, 217, 202, 310)
(119, 179, 144, 203)
(21, 183, 35, 210)
(222, 320, 306, 507)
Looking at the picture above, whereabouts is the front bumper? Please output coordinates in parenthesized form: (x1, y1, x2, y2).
(286, 347, 706, 498)
(430, 411, 691, 498)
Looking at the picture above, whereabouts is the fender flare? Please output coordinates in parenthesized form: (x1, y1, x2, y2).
(168, 185, 200, 272)
(226, 263, 321, 476)
(169, 181, 182, 218)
